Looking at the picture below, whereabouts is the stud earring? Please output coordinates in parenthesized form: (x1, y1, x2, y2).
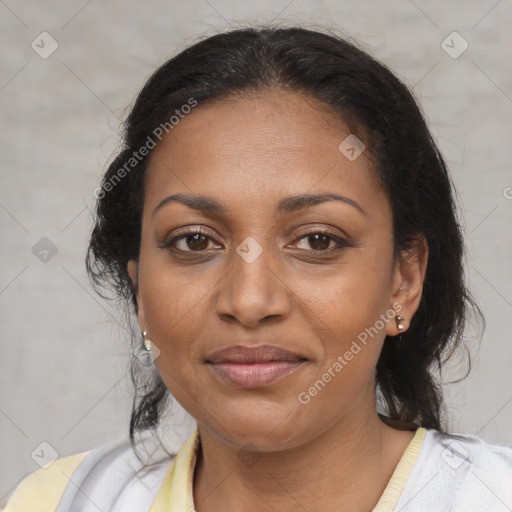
(142, 328, 152, 351)
(395, 316, 405, 331)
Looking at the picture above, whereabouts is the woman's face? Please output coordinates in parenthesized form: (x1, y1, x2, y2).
(128, 90, 425, 450)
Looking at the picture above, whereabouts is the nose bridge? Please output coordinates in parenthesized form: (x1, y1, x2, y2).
(216, 234, 290, 325)
(235, 235, 273, 287)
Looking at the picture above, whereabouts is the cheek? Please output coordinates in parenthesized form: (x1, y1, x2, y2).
(138, 263, 212, 367)
(295, 254, 394, 391)
(295, 275, 390, 419)
(296, 252, 394, 334)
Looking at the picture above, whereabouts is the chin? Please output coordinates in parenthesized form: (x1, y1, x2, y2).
(199, 399, 313, 452)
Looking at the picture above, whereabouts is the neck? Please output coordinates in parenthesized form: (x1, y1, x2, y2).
(193, 407, 415, 512)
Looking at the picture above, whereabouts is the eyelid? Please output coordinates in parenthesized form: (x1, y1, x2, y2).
(160, 225, 221, 248)
(289, 229, 350, 253)
(288, 222, 353, 249)
(292, 224, 350, 241)
(161, 225, 351, 255)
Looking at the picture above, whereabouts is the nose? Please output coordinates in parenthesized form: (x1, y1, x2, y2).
(215, 239, 292, 328)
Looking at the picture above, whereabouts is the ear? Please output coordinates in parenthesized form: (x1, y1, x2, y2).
(386, 236, 429, 337)
(127, 259, 146, 333)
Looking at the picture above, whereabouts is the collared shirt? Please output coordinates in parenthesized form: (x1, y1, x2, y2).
(3, 426, 512, 511)
(154, 427, 427, 511)
(151, 428, 199, 510)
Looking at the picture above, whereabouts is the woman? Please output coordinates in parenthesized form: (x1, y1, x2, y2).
(4, 25, 512, 512)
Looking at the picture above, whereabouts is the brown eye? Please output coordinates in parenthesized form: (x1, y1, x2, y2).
(185, 233, 209, 251)
(164, 227, 222, 253)
(294, 231, 346, 252)
(305, 233, 331, 251)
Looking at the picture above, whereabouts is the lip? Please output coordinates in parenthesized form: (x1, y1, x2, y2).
(205, 344, 307, 389)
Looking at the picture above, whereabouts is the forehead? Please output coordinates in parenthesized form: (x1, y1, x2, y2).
(143, 90, 385, 216)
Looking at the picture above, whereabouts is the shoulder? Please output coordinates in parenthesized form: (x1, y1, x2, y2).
(1, 434, 178, 512)
(1, 449, 90, 512)
(396, 428, 512, 512)
(425, 428, 512, 491)
(428, 428, 512, 471)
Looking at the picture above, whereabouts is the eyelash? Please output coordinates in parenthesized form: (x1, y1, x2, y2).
(162, 227, 349, 255)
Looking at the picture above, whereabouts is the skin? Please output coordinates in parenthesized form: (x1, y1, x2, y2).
(127, 89, 428, 512)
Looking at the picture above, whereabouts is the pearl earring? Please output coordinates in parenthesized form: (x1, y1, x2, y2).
(142, 329, 152, 351)
(395, 316, 405, 331)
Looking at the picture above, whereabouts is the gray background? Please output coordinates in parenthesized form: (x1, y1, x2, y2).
(1, 0, 511, 501)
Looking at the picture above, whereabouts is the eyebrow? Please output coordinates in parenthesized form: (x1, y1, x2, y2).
(151, 192, 366, 218)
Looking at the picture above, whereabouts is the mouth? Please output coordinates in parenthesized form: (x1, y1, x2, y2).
(205, 344, 308, 389)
